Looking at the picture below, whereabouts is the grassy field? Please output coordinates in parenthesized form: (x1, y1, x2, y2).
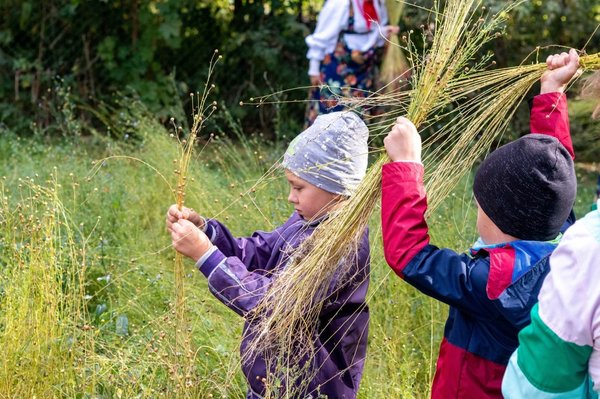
(0, 111, 596, 398)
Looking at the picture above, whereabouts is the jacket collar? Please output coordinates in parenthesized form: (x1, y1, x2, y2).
(470, 238, 560, 300)
(295, 211, 329, 228)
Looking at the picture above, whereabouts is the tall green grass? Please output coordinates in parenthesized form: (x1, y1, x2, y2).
(0, 174, 88, 397)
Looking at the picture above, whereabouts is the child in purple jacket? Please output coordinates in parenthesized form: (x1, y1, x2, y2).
(166, 111, 370, 399)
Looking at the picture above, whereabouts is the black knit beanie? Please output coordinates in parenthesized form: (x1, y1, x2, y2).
(473, 134, 576, 241)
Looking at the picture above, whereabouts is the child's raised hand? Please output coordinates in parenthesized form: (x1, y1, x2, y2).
(169, 219, 213, 262)
(540, 48, 581, 94)
(384, 117, 422, 163)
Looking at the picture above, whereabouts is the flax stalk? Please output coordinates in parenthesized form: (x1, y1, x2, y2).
(171, 50, 220, 395)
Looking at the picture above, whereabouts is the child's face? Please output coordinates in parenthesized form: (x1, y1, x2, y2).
(285, 170, 341, 221)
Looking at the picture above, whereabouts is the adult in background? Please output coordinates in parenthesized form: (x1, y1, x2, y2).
(305, 0, 399, 127)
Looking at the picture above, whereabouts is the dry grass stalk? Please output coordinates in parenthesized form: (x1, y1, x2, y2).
(580, 54, 600, 118)
(378, 0, 410, 93)
(170, 49, 221, 395)
(0, 174, 91, 396)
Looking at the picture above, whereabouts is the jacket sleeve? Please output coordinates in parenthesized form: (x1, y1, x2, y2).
(529, 92, 574, 159)
(315, 235, 370, 394)
(197, 248, 273, 317)
(204, 219, 281, 272)
(530, 91, 576, 232)
(381, 161, 493, 317)
(381, 162, 430, 276)
(305, 0, 348, 63)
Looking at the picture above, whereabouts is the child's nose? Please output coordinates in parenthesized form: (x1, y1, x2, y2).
(287, 191, 296, 203)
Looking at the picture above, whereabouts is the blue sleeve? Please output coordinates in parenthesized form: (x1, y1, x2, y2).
(402, 244, 497, 318)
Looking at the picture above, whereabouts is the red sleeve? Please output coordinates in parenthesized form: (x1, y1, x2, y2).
(529, 92, 574, 159)
(381, 162, 430, 278)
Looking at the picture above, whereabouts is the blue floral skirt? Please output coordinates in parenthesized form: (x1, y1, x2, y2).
(305, 40, 382, 127)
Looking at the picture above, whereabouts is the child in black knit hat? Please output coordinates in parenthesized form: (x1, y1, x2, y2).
(380, 49, 579, 398)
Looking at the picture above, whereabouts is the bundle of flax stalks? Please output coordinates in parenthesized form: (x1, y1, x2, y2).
(243, 0, 600, 395)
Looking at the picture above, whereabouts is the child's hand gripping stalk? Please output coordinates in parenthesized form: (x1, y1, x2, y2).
(168, 219, 213, 262)
(166, 204, 205, 230)
(166, 204, 212, 262)
(540, 48, 581, 94)
(383, 116, 422, 162)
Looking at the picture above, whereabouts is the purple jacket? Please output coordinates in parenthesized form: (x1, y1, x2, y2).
(197, 212, 370, 398)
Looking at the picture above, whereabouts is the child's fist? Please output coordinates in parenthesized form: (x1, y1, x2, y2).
(169, 219, 213, 262)
(384, 117, 422, 162)
(540, 48, 581, 94)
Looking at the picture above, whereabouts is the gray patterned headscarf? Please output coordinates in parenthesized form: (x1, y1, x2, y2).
(282, 111, 369, 196)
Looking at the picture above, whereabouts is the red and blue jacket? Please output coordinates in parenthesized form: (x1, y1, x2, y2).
(381, 92, 575, 398)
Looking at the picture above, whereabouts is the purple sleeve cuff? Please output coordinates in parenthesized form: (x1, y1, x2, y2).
(196, 247, 226, 278)
(203, 220, 217, 241)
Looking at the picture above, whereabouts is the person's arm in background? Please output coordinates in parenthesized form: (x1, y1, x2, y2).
(305, 0, 348, 85)
(377, 1, 400, 41)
